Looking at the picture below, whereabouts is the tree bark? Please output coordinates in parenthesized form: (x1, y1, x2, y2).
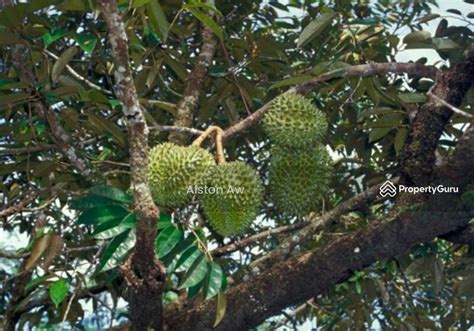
(97, 1, 164, 329)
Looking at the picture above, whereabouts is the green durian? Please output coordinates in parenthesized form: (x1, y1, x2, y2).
(268, 145, 332, 217)
(262, 93, 328, 149)
(200, 161, 264, 236)
(148, 143, 215, 208)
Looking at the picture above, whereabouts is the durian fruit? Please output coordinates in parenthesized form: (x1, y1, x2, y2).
(268, 145, 332, 217)
(200, 161, 264, 236)
(148, 143, 215, 208)
(262, 93, 328, 149)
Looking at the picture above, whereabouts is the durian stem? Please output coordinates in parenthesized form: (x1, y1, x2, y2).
(191, 125, 220, 147)
(214, 127, 226, 164)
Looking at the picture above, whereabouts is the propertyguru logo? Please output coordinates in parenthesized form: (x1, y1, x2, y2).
(379, 180, 459, 198)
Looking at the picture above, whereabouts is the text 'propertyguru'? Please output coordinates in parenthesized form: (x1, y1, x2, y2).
(398, 185, 458, 195)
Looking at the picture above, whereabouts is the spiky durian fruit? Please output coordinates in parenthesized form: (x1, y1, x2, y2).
(148, 143, 215, 208)
(269, 145, 332, 217)
(262, 93, 328, 149)
(200, 161, 264, 236)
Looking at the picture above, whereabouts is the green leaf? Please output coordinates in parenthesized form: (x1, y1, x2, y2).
(43, 28, 67, 47)
(178, 254, 209, 289)
(162, 235, 196, 270)
(369, 127, 391, 143)
(49, 279, 69, 308)
(398, 93, 427, 104)
(213, 292, 227, 328)
(403, 31, 431, 44)
(0, 93, 31, 108)
(98, 229, 135, 272)
(204, 263, 223, 300)
(186, 7, 224, 41)
(71, 195, 126, 210)
(93, 213, 136, 240)
(175, 245, 202, 272)
(184, 1, 222, 16)
(394, 128, 407, 155)
(416, 14, 440, 24)
(146, 0, 170, 41)
(74, 33, 98, 53)
(269, 75, 313, 90)
(187, 279, 204, 298)
(88, 186, 133, 204)
(26, 274, 54, 291)
(156, 226, 184, 258)
(51, 46, 79, 83)
(76, 205, 129, 225)
(297, 12, 337, 48)
(87, 112, 127, 148)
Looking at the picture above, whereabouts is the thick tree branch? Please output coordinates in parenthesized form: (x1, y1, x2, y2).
(400, 47, 474, 187)
(168, 0, 218, 145)
(98, 1, 164, 329)
(222, 62, 439, 140)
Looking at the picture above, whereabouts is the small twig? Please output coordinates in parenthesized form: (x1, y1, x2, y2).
(0, 250, 30, 259)
(60, 243, 106, 331)
(43, 49, 113, 95)
(219, 39, 251, 115)
(428, 91, 473, 119)
(211, 221, 307, 257)
(91, 160, 130, 167)
(0, 190, 39, 219)
(0, 144, 55, 155)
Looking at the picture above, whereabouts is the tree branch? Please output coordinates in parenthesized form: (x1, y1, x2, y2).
(43, 49, 113, 95)
(168, 0, 218, 145)
(149, 125, 204, 136)
(0, 190, 39, 219)
(98, 0, 164, 329)
(222, 62, 439, 140)
(9, 44, 91, 177)
(243, 178, 398, 280)
(0, 144, 56, 156)
(427, 91, 473, 119)
(400, 46, 474, 187)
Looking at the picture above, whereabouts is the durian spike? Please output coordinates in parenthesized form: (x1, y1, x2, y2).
(191, 125, 221, 147)
(214, 127, 225, 164)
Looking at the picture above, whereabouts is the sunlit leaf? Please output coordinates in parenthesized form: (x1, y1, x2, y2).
(155, 225, 183, 258)
(178, 253, 208, 289)
(49, 279, 69, 308)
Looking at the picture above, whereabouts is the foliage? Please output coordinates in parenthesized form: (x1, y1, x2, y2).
(0, 0, 473, 329)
